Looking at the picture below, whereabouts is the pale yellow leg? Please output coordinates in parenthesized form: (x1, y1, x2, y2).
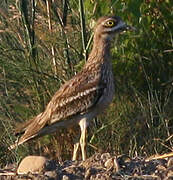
(72, 142, 79, 161)
(79, 118, 88, 161)
(80, 127, 87, 160)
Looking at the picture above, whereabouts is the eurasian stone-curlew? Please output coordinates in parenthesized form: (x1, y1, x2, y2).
(10, 16, 133, 161)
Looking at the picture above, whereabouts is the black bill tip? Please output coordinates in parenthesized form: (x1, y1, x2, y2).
(126, 25, 136, 31)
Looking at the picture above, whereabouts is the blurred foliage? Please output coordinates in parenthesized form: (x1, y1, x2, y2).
(0, 0, 172, 166)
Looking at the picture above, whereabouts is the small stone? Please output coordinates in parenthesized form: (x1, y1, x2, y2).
(167, 173, 173, 179)
(167, 158, 173, 168)
(85, 167, 96, 179)
(104, 157, 119, 172)
(113, 157, 120, 172)
(157, 164, 167, 171)
(44, 170, 58, 178)
(62, 175, 70, 180)
(95, 174, 107, 180)
(17, 156, 48, 175)
(94, 153, 101, 161)
(101, 153, 111, 162)
(104, 158, 113, 169)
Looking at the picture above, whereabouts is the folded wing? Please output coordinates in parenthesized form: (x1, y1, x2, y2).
(11, 68, 105, 149)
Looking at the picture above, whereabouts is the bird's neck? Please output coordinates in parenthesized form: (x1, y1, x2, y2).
(85, 35, 112, 67)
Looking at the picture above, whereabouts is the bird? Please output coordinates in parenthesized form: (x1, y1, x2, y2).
(10, 15, 133, 161)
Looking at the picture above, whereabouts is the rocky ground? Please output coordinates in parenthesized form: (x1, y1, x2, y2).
(1, 152, 173, 180)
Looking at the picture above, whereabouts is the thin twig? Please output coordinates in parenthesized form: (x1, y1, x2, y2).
(46, 0, 57, 76)
(79, 0, 87, 61)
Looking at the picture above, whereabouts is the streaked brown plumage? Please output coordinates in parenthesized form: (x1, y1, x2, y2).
(10, 16, 133, 160)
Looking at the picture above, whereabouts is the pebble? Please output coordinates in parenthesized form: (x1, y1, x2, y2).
(17, 156, 48, 175)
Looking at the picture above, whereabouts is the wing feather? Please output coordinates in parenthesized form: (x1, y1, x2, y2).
(48, 71, 105, 123)
(12, 68, 105, 148)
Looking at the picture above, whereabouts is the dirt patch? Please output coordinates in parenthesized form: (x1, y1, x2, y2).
(1, 153, 173, 179)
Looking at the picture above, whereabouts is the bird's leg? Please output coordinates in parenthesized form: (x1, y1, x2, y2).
(79, 118, 88, 161)
(80, 128, 87, 161)
(72, 142, 79, 161)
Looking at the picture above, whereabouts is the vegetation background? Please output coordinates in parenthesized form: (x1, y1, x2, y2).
(0, 0, 172, 166)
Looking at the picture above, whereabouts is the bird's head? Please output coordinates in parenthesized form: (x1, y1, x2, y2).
(94, 16, 134, 42)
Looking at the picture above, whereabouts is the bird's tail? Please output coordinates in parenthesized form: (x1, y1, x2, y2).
(15, 118, 35, 136)
(9, 112, 48, 150)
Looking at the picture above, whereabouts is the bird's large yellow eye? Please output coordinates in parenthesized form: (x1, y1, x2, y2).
(104, 20, 116, 27)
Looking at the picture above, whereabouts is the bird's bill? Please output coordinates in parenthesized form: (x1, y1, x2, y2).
(125, 24, 136, 31)
(114, 20, 136, 33)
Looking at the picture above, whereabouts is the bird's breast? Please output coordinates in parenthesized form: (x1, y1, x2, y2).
(95, 66, 115, 114)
